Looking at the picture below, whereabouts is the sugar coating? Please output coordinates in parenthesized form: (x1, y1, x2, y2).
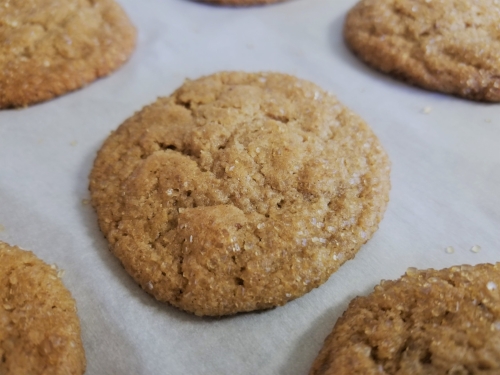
(89, 71, 391, 316)
(0, 241, 85, 375)
(0, 0, 136, 108)
(344, 0, 500, 101)
(310, 263, 500, 375)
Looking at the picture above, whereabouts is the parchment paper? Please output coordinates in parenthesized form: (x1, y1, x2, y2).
(1, 0, 499, 373)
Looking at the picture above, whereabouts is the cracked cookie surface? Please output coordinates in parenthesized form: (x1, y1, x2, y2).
(89, 71, 391, 316)
(0, 0, 136, 108)
(0, 241, 86, 375)
(344, 0, 500, 101)
(310, 263, 500, 375)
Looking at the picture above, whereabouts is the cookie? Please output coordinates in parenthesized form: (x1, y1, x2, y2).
(0, 0, 136, 108)
(0, 242, 86, 374)
(309, 263, 500, 375)
(89, 71, 391, 316)
(195, 0, 284, 7)
(344, 0, 500, 101)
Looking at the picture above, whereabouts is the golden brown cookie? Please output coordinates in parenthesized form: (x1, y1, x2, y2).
(194, 0, 284, 6)
(0, 0, 136, 108)
(310, 263, 500, 375)
(89, 71, 391, 316)
(344, 0, 500, 101)
(0, 242, 86, 374)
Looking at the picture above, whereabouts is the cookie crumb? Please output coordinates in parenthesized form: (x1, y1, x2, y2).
(81, 199, 90, 206)
(445, 246, 454, 254)
(471, 245, 481, 253)
(422, 106, 432, 114)
(485, 119, 492, 123)
(70, 141, 77, 146)
(0, 224, 5, 232)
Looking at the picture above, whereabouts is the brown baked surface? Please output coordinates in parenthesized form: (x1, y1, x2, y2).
(195, 0, 284, 7)
(89, 71, 391, 316)
(310, 263, 500, 375)
(344, 0, 500, 101)
(0, 241, 86, 375)
(0, 0, 136, 108)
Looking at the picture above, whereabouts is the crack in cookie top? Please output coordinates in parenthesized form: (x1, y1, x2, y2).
(310, 263, 500, 375)
(0, 0, 136, 108)
(89, 72, 391, 316)
(344, 0, 500, 101)
(0, 242, 86, 375)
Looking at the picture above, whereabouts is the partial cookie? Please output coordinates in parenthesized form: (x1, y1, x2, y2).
(310, 263, 500, 375)
(0, 0, 136, 108)
(344, 0, 500, 101)
(89, 71, 391, 316)
(0, 242, 86, 374)
(195, 0, 284, 6)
